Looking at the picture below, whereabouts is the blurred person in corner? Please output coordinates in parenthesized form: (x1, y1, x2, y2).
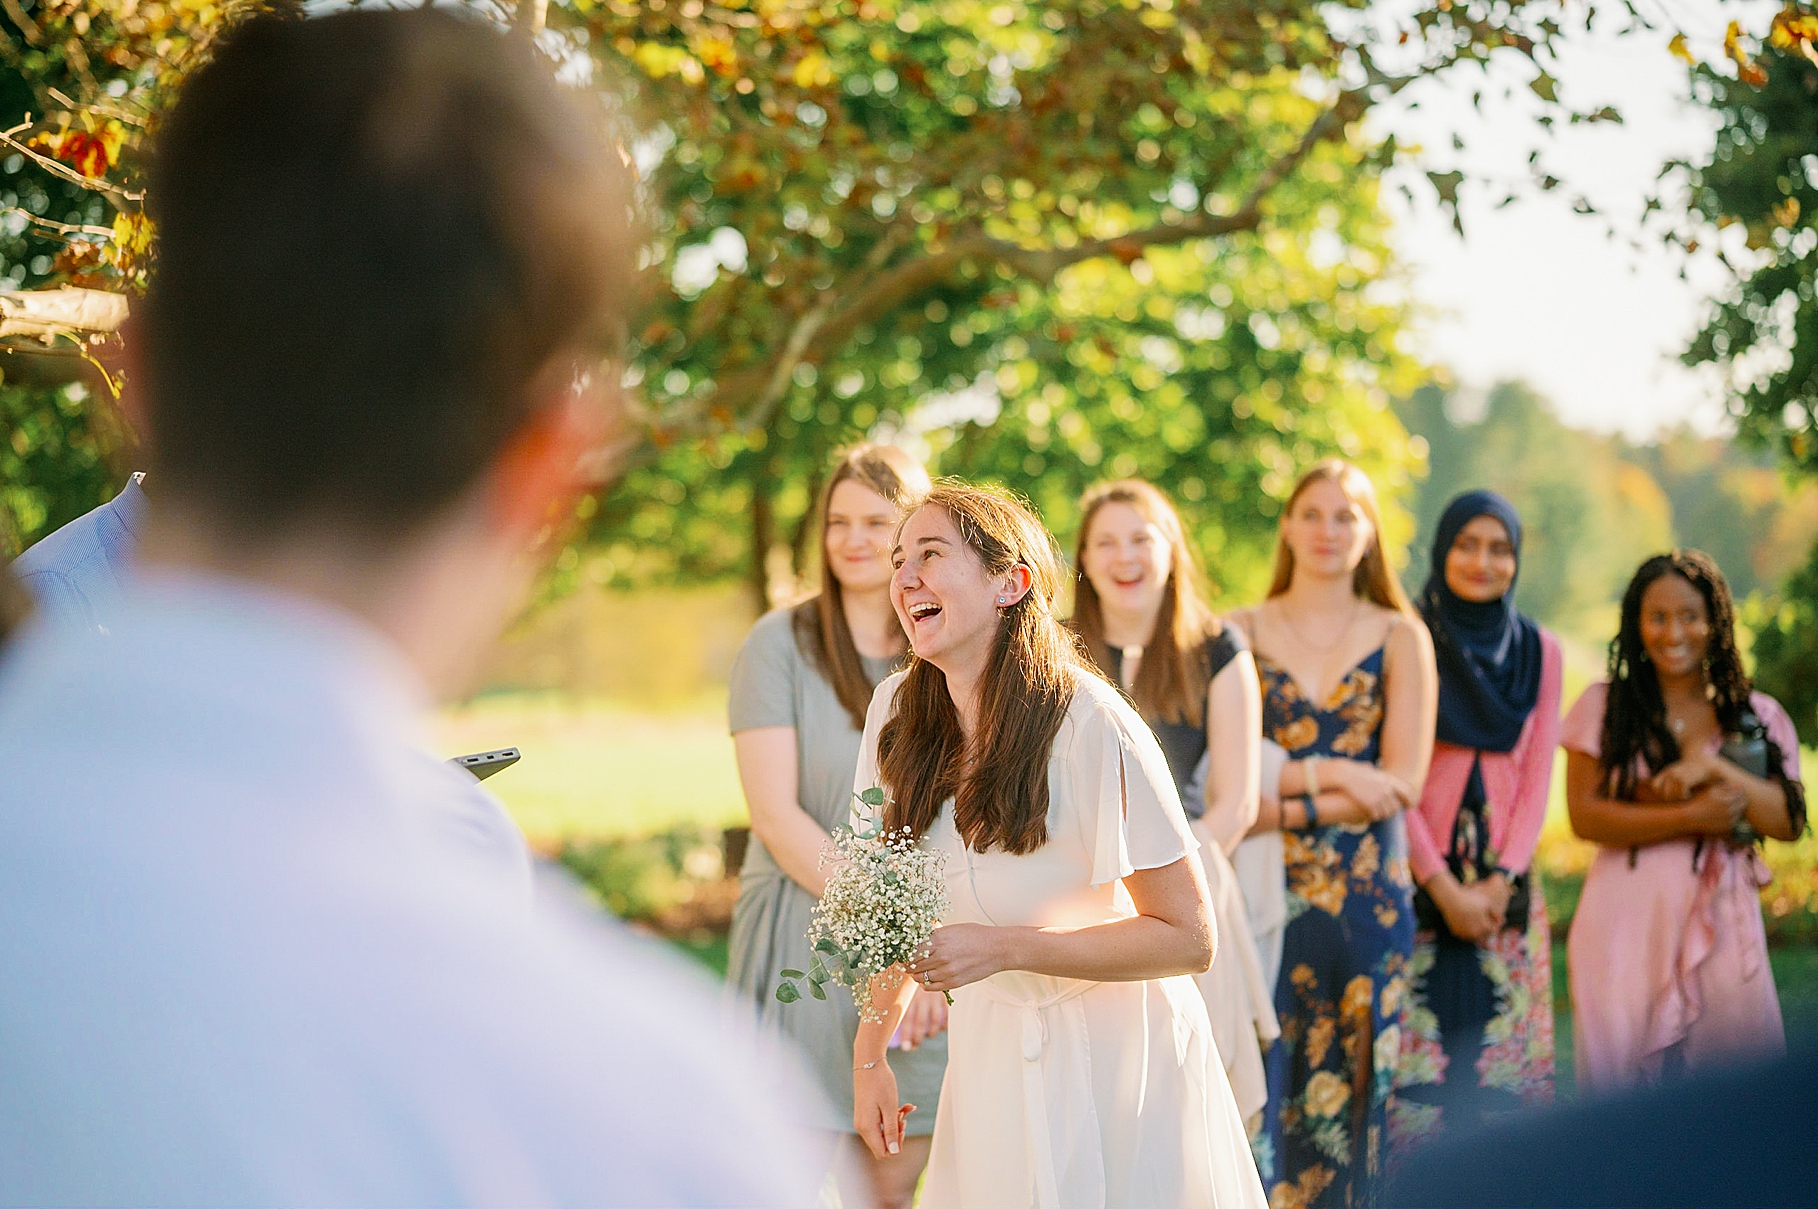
(8, 461, 530, 895)
(0, 11, 822, 1208)
(8, 470, 147, 637)
(1382, 1043, 1818, 1209)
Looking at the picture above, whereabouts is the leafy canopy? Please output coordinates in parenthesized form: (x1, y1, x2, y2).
(561, 0, 1599, 604)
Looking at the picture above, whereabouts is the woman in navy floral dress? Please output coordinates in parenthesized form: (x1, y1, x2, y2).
(1232, 461, 1436, 1209)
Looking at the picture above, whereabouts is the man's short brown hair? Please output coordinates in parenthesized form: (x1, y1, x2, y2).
(144, 9, 634, 538)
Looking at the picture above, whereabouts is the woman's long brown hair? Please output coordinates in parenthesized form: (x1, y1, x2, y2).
(1070, 479, 1222, 727)
(1267, 458, 1411, 612)
(877, 482, 1085, 855)
(792, 444, 932, 729)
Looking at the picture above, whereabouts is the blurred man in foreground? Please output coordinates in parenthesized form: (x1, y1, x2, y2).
(1384, 1044, 1818, 1208)
(0, 11, 821, 1206)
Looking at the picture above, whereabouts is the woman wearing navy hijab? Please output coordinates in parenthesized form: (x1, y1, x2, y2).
(1392, 491, 1564, 1144)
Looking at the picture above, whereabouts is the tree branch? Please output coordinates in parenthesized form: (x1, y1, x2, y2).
(0, 0, 41, 46)
(690, 86, 1365, 428)
(0, 121, 145, 203)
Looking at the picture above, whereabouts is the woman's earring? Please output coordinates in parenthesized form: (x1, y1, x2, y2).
(997, 597, 1007, 605)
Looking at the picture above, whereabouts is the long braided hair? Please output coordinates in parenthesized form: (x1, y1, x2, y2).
(1599, 550, 1753, 797)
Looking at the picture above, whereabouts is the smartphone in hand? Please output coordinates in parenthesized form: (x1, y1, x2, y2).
(450, 747, 520, 781)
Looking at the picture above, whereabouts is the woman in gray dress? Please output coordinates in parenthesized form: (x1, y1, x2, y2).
(727, 444, 948, 1209)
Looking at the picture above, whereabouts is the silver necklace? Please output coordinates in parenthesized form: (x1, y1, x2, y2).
(1274, 598, 1364, 655)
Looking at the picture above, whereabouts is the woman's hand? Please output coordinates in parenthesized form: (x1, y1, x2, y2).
(1683, 782, 1748, 837)
(854, 1061, 914, 1159)
(1478, 871, 1513, 923)
(1326, 760, 1414, 821)
(1306, 793, 1373, 827)
(897, 988, 949, 1051)
(909, 923, 1008, 993)
(1429, 875, 1499, 944)
(1650, 753, 1728, 803)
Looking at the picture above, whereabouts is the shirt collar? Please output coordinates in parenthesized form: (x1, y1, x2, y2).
(113, 472, 149, 539)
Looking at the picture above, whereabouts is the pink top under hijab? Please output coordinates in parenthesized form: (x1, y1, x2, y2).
(1408, 628, 1563, 885)
(1560, 681, 1799, 1090)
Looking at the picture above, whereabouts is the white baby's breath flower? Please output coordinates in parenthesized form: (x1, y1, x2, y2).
(775, 789, 949, 1023)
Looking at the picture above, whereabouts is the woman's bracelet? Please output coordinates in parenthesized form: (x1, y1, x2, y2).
(855, 1059, 882, 1071)
(1304, 755, 1322, 798)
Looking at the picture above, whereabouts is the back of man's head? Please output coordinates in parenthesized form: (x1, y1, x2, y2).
(143, 10, 633, 541)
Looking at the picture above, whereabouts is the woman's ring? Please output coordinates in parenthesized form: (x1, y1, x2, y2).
(922, 971, 931, 985)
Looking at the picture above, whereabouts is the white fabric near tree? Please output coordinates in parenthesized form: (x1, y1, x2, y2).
(854, 667, 1268, 1209)
(1189, 820, 1282, 1124)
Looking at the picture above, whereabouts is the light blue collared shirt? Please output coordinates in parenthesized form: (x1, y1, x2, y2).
(9, 472, 147, 636)
(0, 572, 823, 1205)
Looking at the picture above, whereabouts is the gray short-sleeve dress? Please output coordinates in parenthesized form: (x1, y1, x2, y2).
(726, 606, 947, 1135)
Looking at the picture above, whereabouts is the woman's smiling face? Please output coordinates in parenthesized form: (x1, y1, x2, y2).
(824, 479, 899, 595)
(1639, 572, 1712, 680)
(1444, 514, 1517, 604)
(1081, 501, 1171, 623)
(1281, 476, 1373, 583)
(891, 504, 1007, 670)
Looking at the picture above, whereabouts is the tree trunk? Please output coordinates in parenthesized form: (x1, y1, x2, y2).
(747, 465, 774, 617)
(789, 466, 825, 594)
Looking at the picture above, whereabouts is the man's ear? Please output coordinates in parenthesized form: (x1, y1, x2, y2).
(998, 563, 1034, 607)
(488, 372, 611, 544)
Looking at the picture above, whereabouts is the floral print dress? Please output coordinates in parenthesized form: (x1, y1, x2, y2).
(1389, 771, 1556, 1147)
(1254, 649, 1415, 1209)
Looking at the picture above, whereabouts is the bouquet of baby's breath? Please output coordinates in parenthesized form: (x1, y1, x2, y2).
(776, 788, 950, 1023)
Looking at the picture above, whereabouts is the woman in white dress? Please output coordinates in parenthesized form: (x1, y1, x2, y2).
(850, 482, 1267, 1209)
(1066, 479, 1279, 1126)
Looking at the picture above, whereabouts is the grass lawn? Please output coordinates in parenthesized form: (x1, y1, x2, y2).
(431, 691, 746, 851)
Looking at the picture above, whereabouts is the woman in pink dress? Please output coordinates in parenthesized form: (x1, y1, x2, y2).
(1562, 549, 1806, 1091)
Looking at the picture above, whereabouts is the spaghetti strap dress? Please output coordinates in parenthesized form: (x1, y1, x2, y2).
(854, 667, 1268, 1209)
(1253, 647, 1415, 1209)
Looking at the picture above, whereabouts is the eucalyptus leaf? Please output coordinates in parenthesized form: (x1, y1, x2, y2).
(859, 787, 886, 807)
(808, 979, 827, 1000)
(778, 968, 806, 980)
(775, 982, 801, 1004)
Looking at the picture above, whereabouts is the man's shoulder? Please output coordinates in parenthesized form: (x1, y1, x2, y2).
(11, 496, 118, 579)
(9, 495, 126, 628)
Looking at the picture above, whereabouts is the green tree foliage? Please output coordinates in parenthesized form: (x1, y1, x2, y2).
(567, 0, 1604, 608)
(1674, 8, 1818, 468)
(1748, 543, 1818, 742)
(1, 0, 272, 554)
(4, 0, 1605, 603)
(1626, 427, 1818, 600)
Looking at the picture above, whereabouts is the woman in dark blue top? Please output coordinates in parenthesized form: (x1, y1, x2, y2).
(1069, 478, 1278, 1123)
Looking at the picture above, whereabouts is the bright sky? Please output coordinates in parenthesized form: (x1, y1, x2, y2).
(1374, 2, 1770, 439)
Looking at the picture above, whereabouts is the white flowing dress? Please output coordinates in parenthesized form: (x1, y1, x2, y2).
(854, 668, 1268, 1209)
